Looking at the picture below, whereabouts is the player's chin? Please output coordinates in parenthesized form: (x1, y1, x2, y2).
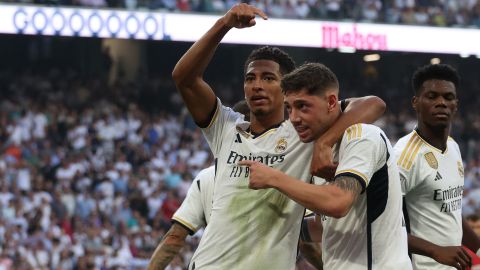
(297, 131, 314, 143)
(252, 107, 270, 116)
(300, 137, 315, 143)
(429, 118, 450, 128)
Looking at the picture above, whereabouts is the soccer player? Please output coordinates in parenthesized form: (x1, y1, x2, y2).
(241, 63, 412, 269)
(147, 166, 215, 270)
(393, 64, 480, 270)
(147, 101, 325, 270)
(171, 4, 386, 269)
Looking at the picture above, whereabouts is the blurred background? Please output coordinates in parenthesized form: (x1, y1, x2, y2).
(1, 1, 480, 269)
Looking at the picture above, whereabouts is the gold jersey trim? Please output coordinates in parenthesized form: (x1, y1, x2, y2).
(413, 130, 448, 154)
(346, 124, 362, 141)
(397, 134, 424, 171)
(205, 100, 220, 129)
(171, 216, 197, 232)
(335, 169, 368, 185)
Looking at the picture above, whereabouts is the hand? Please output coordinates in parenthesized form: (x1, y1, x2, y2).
(221, 3, 268, 29)
(311, 141, 338, 181)
(238, 160, 277, 190)
(431, 246, 471, 270)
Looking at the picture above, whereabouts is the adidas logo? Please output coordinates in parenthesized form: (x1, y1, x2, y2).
(234, 133, 242, 143)
(434, 172, 443, 181)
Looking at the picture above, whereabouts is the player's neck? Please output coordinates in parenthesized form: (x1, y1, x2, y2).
(416, 124, 450, 152)
(249, 112, 285, 135)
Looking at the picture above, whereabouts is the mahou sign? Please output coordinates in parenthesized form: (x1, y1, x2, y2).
(321, 24, 388, 51)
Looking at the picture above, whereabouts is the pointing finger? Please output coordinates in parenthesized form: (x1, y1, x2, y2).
(238, 160, 255, 166)
(252, 7, 268, 20)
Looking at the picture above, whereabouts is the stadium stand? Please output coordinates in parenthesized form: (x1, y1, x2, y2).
(1, 0, 480, 28)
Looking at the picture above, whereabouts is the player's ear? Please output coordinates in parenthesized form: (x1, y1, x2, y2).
(326, 91, 338, 112)
(452, 98, 458, 114)
(411, 96, 418, 111)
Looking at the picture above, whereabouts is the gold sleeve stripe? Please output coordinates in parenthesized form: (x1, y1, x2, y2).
(171, 216, 197, 232)
(335, 169, 368, 185)
(404, 138, 423, 170)
(346, 124, 362, 141)
(400, 136, 420, 168)
(397, 135, 418, 167)
(398, 135, 423, 170)
(357, 124, 362, 138)
(205, 100, 220, 129)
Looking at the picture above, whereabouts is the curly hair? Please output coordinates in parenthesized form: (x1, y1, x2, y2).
(412, 64, 460, 96)
(244, 46, 296, 76)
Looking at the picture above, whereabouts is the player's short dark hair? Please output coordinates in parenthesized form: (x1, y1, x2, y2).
(281, 62, 339, 96)
(412, 64, 460, 96)
(244, 46, 296, 76)
(232, 100, 250, 121)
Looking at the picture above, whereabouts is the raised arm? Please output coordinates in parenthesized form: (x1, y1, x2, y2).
(147, 223, 190, 270)
(311, 96, 386, 179)
(171, 4, 267, 127)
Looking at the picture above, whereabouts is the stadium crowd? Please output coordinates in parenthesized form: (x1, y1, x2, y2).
(2, 0, 480, 28)
(0, 60, 479, 269)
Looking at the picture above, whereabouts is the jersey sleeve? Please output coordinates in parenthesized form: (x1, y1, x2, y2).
(335, 124, 387, 191)
(393, 141, 432, 196)
(172, 178, 206, 235)
(201, 98, 243, 156)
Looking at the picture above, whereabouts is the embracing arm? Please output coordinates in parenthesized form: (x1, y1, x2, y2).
(246, 164, 362, 218)
(311, 96, 385, 178)
(320, 96, 386, 146)
(277, 175, 360, 218)
(147, 223, 190, 270)
(172, 4, 267, 127)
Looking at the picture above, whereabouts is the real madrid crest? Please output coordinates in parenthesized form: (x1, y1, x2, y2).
(457, 161, 464, 177)
(424, 152, 438, 169)
(275, 138, 287, 153)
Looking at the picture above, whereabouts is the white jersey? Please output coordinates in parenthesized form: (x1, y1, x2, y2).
(189, 100, 313, 270)
(172, 166, 215, 234)
(322, 124, 412, 270)
(394, 130, 464, 270)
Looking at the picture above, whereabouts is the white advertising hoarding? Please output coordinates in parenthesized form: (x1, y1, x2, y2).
(1, 4, 480, 55)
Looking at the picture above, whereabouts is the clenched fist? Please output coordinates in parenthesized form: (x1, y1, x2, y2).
(238, 160, 278, 190)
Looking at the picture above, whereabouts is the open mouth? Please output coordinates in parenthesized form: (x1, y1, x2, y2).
(251, 96, 268, 105)
(294, 126, 310, 139)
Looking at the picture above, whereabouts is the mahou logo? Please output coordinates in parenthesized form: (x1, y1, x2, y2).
(322, 24, 388, 51)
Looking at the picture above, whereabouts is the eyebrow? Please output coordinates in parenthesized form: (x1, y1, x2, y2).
(424, 89, 456, 95)
(292, 99, 309, 105)
(245, 71, 278, 77)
